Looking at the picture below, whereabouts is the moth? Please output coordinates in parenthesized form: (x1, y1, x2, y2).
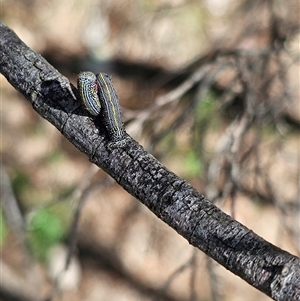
(77, 71, 128, 147)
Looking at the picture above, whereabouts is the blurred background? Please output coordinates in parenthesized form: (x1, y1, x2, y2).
(1, 0, 299, 300)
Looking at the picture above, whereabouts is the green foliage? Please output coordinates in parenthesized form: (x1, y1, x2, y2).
(45, 149, 65, 164)
(12, 170, 30, 198)
(183, 150, 203, 177)
(28, 206, 67, 260)
(195, 90, 218, 124)
(0, 209, 8, 247)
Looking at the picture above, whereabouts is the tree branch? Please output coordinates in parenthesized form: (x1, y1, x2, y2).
(1, 21, 299, 301)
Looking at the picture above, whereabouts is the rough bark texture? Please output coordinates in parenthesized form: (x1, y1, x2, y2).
(0, 21, 299, 301)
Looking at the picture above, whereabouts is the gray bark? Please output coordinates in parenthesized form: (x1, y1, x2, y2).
(0, 21, 299, 301)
